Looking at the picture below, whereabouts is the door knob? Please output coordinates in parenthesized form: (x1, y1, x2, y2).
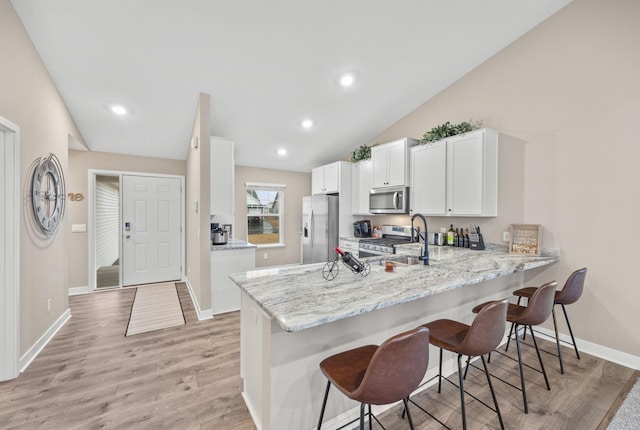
(125, 234, 131, 239)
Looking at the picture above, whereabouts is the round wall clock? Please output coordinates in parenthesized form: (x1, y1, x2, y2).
(30, 153, 66, 237)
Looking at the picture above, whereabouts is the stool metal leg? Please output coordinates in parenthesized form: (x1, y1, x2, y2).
(457, 354, 467, 430)
(505, 297, 523, 352)
(513, 323, 529, 413)
(562, 304, 581, 359)
(480, 354, 505, 430)
(437, 348, 443, 393)
(317, 380, 331, 429)
(403, 397, 416, 430)
(360, 403, 365, 430)
(528, 325, 551, 391)
(552, 306, 564, 374)
(368, 404, 372, 430)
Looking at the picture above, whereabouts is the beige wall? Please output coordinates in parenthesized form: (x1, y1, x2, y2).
(66, 150, 186, 288)
(368, 0, 640, 357)
(235, 166, 311, 267)
(0, 0, 85, 356)
(185, 93, 211, 312)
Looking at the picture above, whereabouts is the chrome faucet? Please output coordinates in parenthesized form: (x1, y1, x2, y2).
(411, 213, 429, 266)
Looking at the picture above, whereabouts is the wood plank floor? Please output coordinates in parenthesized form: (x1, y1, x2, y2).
(0, 285, 635, 429)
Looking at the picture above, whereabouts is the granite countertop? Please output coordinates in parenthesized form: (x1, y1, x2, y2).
(211, 239, 257, 251)
(230, 245, 559, 332)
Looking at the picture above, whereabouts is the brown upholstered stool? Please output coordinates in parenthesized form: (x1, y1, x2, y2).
(511, 268, 587, 374)
(317, 326, 430, 430)
(472, 281, 557, 414)
(416, 299, 508, 430)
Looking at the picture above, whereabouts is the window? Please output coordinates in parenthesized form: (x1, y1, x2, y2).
(246, 182, 285, 246)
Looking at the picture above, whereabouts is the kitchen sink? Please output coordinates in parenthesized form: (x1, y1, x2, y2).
(375, 255, 423, 266)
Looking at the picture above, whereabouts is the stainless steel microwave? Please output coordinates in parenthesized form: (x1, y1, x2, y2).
(369, 186, 410, 214)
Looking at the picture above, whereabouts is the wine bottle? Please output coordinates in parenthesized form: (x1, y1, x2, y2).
(335, 247, 364, 273)
(447, 224, 455, 246)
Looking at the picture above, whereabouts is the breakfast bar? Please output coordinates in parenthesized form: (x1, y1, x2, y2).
(230, 245, 558, 430)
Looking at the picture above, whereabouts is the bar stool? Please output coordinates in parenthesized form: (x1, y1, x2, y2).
(416, 299, 508, 430)
(317, 326, 430, 430)
(511, 268, 587, 374)
(472, 280, 557, 414)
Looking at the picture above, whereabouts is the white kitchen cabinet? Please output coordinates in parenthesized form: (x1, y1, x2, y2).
(351, 160, 372, 215)
(410, 141, 447, 215)
(371, 138, 417, 188)
(211, 246, 255, 315)
(338, 238, 360, 255)
(310, 160, 353, 237)
(410, 128, 498, 217)
(210, 137, 234, 218)
(311, 161, 345, 194)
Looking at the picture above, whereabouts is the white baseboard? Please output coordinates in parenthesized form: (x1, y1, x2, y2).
(183, 277, 213, 321)
(534, 326, 640, 370)
(19, 308, 71, 373)
(242, 392, 263, 430)
(68, 286, 91, 296)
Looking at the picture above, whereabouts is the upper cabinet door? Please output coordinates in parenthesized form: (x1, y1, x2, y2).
(311, 166, 325, 195)
(446, 129, 498, 216)
(322, 162, 340, 194)
(371, 144, 389, 188)
(447, 133, 484, 215)
(410, 142, 447, 215)
(386, 140, 407, 187)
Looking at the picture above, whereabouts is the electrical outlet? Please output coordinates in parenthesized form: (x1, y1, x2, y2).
(503, 231, 511, 241)
(47, 298, 52, 313)
(263, 253, 268, 260)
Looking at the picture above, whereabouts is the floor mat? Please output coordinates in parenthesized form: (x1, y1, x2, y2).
(125, 283, 185, 336)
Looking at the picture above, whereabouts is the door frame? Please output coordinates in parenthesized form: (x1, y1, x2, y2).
(88, 169, 185, 291)
(1, 116, 20, 382)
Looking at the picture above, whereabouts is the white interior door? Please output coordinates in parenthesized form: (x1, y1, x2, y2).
(1, 117, 20, 382)
(122, 175, 181, 286)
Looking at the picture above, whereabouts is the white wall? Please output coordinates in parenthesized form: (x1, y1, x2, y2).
(368, 0, 640, 358)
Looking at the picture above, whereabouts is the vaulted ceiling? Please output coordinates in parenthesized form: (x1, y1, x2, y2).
(12, 0, 571, 171)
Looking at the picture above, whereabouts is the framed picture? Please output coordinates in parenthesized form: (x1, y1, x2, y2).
(223, 223, 233, 239)
(509, 224, 542, 256)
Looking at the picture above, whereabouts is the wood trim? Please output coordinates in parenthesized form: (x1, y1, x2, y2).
(0, 116, 20, 382)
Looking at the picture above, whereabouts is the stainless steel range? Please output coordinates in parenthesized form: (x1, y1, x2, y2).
(358, 225, 415, 257)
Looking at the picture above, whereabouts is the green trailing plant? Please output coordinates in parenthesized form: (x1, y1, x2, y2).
(420, 119, 483, 144)
(351, 144, 372, 162)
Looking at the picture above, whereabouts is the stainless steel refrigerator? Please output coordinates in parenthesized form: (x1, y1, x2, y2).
(302, 195, 339, 264)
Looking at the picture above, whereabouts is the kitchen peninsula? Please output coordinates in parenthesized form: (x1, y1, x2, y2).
(231, 245, 558, 430)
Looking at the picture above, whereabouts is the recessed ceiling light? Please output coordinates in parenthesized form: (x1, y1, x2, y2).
(111, 105, 127, 115)
(339, 73, 355, 87)
(277, 148, 287, 156)
(301, 119, 314, 129)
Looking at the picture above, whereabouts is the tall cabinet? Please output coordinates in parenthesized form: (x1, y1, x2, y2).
(410, 128, 498, 217)
(351, 160, 372, 215)
(310, 160, 352, 237)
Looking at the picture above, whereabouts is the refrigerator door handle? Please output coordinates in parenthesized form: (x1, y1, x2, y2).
(308, 209, 314, 246)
